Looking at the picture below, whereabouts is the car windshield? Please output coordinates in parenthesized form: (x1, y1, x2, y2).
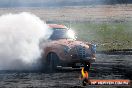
(49, 28, 76, 40)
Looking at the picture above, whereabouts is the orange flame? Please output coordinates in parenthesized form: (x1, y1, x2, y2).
(81, 67, 89, 79)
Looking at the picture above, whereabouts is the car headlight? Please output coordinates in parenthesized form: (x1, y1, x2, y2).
(91, 44, 96, 53)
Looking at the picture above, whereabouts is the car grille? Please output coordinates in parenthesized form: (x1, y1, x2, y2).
(76, 45, 86, 58)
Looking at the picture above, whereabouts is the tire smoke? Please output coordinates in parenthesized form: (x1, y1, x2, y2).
(0, 12, 52, 70)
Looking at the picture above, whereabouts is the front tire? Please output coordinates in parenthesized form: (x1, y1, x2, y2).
(46, 53, 60, 72)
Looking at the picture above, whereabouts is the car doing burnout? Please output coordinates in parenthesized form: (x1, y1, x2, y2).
(41, 24, 96, 71)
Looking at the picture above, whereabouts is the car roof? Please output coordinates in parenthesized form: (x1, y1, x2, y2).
(48, 24, 67, 29)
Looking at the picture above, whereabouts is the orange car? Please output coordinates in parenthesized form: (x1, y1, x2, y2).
(41, 24, 96, 71)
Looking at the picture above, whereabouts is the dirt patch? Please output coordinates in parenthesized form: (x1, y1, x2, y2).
(0, 5, 132, 22)
(0, 54, 131, 88)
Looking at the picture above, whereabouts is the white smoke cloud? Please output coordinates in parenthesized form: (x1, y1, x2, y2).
(0, 12, 52, 70)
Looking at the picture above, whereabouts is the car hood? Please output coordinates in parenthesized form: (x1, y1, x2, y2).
(51, 39, 89, 48)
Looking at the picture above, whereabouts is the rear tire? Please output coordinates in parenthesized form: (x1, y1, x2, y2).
(46, 53, 60, 72)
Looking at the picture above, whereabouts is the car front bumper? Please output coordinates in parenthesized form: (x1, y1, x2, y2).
(59, 57, 96, 67)
(71, 57, 96, 63)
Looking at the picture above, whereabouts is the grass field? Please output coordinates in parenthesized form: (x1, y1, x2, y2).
(0, 5, 132, 51)
(65, 22, 132, 51)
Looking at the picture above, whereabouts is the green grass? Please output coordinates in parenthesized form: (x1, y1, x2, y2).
(63, 22, 132, 51)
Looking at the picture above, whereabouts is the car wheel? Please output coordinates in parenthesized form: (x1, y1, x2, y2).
(47, 53, 60, 72)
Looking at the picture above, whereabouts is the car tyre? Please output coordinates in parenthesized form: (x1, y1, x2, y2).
(47, 53, 60, 72)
